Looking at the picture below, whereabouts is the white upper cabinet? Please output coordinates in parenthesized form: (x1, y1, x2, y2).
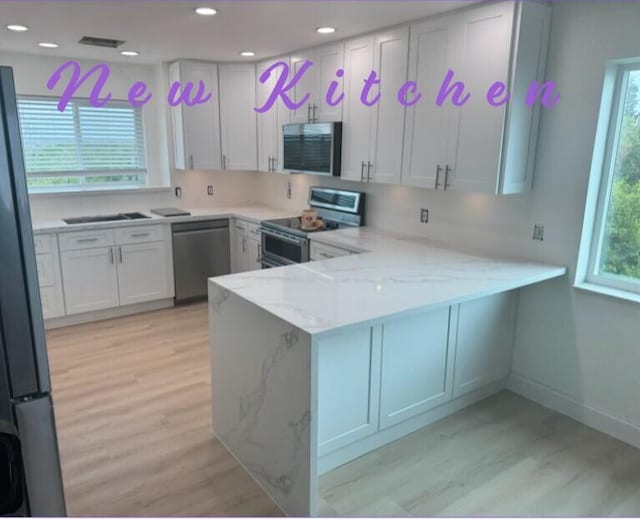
(402, 1, 550, 194)
(219, 63, 258, 171)
(289, 43, 344, 123)
(169, 61, 222, 171)
(342, 27, 409, 184)
(368, 28, 409, 185)
(256, 57, 290, 172)
(402, 18, 453, 189)
(342, 36, 375, 181)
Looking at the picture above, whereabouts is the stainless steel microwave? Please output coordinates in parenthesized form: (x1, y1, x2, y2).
(283, 122, 342, 177)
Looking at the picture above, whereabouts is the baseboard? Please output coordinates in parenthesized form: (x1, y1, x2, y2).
(507, 372, 640, 450)
(44, 298, 174, 329)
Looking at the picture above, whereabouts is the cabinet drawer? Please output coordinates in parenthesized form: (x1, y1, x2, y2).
(246, 221, 261, 238)
(33, 234, 52, 254)
(59, 229, 115, 251)
(310, 241, 354, 261)
(233, 219, 247, 234)
(115, 225, 164, 245)
(35, 253, 55, 288)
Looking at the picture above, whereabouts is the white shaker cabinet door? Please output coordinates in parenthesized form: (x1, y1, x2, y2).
(61, 247, 119, 315)
(169, 61, 222, 171)
(117, 242, 172, 306)
(379, 307, 453, 429)
(368, 27, 409, 185)
(401, 17, 453, 189)
(289, 50, 316, 124)
(446, 2, 514, 193)
(219, 63, 258, 171)
(314, 43, 344, 122)
(245, 238, 262, 272)
(317, 327, 382, 456)
(341, 36, 374, 181)
(453, 291, 516, 398)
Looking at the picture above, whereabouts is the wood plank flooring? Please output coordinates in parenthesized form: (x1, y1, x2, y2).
(46, 303, 282, 517)
(46, 303, 640, 516)
(319, 391, 640, 517)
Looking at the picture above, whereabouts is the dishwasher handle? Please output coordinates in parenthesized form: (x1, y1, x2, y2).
(172, 219, 229, 233)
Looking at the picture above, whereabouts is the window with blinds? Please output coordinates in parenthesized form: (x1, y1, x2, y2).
(17, 96, 147, 190)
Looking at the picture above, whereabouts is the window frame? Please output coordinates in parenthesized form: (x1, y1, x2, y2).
(17, 95, 149, 191)
(583, 61, 640, 295)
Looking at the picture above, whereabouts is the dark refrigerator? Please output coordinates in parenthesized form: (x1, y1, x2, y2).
(0, 66, 66, 515)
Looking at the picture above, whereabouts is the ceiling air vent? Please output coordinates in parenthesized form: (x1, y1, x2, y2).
(78, 36, 125, 48)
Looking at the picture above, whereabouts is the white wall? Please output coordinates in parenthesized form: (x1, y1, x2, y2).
(0, 51, 260, 219)
(259, 1, 640, 446)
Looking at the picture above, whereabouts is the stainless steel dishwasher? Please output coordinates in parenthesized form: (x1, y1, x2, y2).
(172, 219, 230, 302)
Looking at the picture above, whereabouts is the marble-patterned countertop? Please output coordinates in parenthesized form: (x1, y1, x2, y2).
(31, 205, 297, 234)
(211, 226, 567, 335)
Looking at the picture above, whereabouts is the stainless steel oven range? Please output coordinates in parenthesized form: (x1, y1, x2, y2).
(259, 187, 365, 268)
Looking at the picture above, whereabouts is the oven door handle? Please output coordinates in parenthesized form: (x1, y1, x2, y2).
(259, 227, 307, 246)
(260, 256, 290, 268)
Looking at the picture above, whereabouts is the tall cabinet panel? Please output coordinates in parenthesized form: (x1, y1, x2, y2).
(169, 61, 222, 171)
(219, 64, 258, 171)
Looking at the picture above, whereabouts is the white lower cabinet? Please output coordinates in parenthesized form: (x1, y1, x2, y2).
(317, 327, 381, 456)
(316, 292, 517, 465)
(231, 219, 261, 273)
(117, 242, 171, 306)
(61, 247, 120, 315)
(57, 225, 173, 317)
(309, 241, 356, 261)
(379, 307, 452, 429)
(453, 291, 516, 398)
(34, 233, 65, 319)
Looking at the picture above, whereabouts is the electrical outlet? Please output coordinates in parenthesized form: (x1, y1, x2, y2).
(533, 224, 544, 241)
(420, 208, 429, 224)
(207, 185, 214, 196)
(175, 186, 182, 198)
(287, 181, 292, 200)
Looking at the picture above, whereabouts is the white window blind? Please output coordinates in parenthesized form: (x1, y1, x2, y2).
(17, 96, 147, 189)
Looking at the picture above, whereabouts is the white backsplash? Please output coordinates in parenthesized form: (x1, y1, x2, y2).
(257, 171, 541, 261)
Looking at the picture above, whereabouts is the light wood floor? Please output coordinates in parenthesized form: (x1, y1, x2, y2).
(47, 303, 640, 516)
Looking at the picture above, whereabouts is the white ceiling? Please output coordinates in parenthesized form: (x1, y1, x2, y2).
(0, 1, 476, 64)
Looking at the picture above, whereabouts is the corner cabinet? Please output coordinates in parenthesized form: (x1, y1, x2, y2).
(169, 61, 222, 171)
(219, 64, 258, 171)
(402, 1, 551, 194)
(315, 291, 518, 473)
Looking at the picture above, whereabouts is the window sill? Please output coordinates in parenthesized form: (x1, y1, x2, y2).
(574, 282, 640, 305)
(28, 186, 172, 197)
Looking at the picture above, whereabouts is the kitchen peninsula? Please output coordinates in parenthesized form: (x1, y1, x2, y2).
(208, 228, 566, 516)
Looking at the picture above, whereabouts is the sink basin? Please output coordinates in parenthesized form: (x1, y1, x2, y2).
(63, 212, 151, 225)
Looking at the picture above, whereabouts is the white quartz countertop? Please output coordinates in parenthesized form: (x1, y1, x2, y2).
(210, 226, 567, 335)
(31, 205, 297, 233)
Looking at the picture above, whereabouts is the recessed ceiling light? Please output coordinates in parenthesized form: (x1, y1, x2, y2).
(240, 51, 255, 57)
(195, 7, 217, 16)
(120, 50, 140, 57)
(6, 24, 29, 32)
(38, 42, 59, 48)
(316, 27, 336, 34)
